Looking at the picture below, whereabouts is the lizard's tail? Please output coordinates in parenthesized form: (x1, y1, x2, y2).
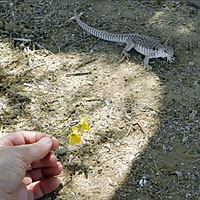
(74, 8, 84, 19)
(74, 8, 78, 18)
(72, 8, 128, 43)
(67, 8, 83, 22)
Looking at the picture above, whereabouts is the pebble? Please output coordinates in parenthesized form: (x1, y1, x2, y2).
(115, 142, 121, 147)
(124, 114, 131, 120)
(139, 176, 148, 187)
(58, 147, 67, 156)
(182, 135, 188, 143)
(58, 124, 65, 129)
(104, 99, 110, 106)
(188, 61, 194, 66)
(19, 43, 25, 50)
(87, 81, 94, 86)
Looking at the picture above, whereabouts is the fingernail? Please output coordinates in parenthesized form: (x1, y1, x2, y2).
(39, 137, 52, 145)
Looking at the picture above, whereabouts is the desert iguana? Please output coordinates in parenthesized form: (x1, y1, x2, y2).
(72, 10, 174, 69)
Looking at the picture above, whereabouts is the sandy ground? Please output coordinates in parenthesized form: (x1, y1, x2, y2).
(0, 0, 200, 200)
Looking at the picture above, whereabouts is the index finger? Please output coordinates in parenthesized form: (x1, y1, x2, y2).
(0, 131, 59, 150)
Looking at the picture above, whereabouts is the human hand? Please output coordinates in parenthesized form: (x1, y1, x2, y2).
(0, 131, 63, 200)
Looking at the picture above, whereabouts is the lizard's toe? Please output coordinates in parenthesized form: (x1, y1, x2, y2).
(144, 64, 152, 70)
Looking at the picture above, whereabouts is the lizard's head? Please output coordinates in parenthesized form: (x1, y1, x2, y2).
(160, 46, 175, 62)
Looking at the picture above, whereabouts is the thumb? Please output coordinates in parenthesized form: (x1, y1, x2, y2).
(14, 137, 53, 164)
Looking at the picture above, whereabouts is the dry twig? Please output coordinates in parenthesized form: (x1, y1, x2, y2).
(126, 126, 132, 137)
(75, 58, 97, 69)
(150, 160, 164, 176)
(66, 71, 92, 76)
(191, 158, 200, 164)
(84, 98, 101, 102)
(13, 38, 32, 42)
(127, 121, 147, 138)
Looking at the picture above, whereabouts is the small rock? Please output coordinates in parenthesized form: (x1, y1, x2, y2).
(95, 115, 101, 120)
(124, 114, 131, 120)
(182, 135, 188, 143)
(139, 176, 148, 187)
(188, 61, 194, 66)
(48, 107, 55, 111)
(155, 77, 160, 81)
(104, 99, 110, 106)
(19, 43, 25, 50)
(181, 163, 185, 166)
(87, 81, 93, 86)
(58, 147, 67, 156)
(115, 142, 121, 147)
(69, 154, 74, 160)
(150, 111, 157, 115)
(58, 124, 65, 129)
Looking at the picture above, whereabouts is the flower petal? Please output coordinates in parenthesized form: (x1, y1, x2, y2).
(68, 133, 81, 146)
(79, 116, 90, 133)
(71, 126, 78, 134)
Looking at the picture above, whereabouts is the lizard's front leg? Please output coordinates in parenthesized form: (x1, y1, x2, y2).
(143, 56, 152, 70)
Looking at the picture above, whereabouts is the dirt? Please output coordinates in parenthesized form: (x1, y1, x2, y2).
(0, 0, 200, 200)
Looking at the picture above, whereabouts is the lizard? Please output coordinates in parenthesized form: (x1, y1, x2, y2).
(72, 9, 175, 69)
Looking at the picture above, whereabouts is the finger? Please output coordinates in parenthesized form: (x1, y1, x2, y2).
(31, 153, 57, 169)
(0, 131, 59, 150)
(26, 163, 63, 182)
(23, 176, 32, 186)
(51, 137, 59, 150)
(41, 163, 63, 177)
(0, 131, 47, 146)
(27, 177, 61, 199)
(13, 137, 53, 164)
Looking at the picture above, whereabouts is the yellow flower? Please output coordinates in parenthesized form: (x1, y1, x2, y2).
(67, 126, 81, 146)
(79, 115, 90, 133)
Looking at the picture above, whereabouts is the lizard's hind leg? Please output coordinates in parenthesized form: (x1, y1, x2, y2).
(119, 41, 134, 63)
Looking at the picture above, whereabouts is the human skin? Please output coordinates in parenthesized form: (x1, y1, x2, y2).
(0, 131, 63, 200)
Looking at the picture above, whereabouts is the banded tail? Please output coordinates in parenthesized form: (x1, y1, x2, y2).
(74, 9, 130, 43)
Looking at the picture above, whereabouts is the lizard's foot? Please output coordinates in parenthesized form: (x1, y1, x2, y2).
(144, 64, 152, 70)
(119, 52, 130, 63)
(119, 55, 126, 63)
(167, 56, 175, 63)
